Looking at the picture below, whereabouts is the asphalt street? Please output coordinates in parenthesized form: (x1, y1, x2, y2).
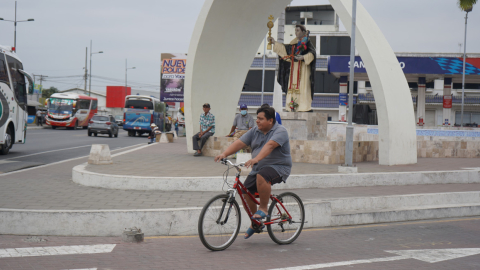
(1, 217, 479, 269)
(0, 126, 148, 173)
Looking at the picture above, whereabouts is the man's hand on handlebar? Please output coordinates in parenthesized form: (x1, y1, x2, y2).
(214, 153, 227, 162)
(244, 158, 259, 169)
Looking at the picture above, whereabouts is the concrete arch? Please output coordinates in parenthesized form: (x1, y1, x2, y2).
(185, 0, 416, 165)
(184, 0, 291, 152)
(329, 0, 417, 165)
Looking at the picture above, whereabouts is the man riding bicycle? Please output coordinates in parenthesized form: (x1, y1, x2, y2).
(215, 105, 292, 239)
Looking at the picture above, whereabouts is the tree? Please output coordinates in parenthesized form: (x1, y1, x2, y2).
(42, 87, 59, 98)
(458, 0, 477, 11)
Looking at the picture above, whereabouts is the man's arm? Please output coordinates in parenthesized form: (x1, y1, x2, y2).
(244, 140, 280, 168)
(214, 140, 247, 162)
(228, 125, 236, 136)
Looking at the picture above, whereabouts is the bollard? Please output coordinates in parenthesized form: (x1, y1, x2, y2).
(88, 144, 113, 165)
(122, 227, 144, 243)
(159, 133, 169, 143)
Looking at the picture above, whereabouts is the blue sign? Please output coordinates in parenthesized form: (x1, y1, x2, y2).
(328, 56, 480, 75)
(339, 93, 348, 106)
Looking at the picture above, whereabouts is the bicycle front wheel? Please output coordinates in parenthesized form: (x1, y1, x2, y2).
(198, 194, 241, 251)
(267, 192, 305, 245)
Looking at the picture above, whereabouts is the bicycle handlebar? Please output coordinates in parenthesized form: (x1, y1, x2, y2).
(221, 158, 245, 168)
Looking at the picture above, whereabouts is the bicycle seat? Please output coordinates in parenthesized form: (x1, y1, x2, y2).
(254, 192, 259, 198)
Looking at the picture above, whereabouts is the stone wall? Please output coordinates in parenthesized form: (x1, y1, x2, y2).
(289, 140, 378, 164)
(281, 112, 328, 141)
(201, 136, 378, 164)
(202, 136, 480, 164)
(417, 141, 480, 158)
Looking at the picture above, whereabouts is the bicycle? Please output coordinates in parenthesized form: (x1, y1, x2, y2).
(198, 159, 305, 251)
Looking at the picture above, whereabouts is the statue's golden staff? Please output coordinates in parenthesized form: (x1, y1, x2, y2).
(267, 15, 274, 50)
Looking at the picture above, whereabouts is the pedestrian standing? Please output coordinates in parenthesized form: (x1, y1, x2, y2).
(36, 110, 43, 126)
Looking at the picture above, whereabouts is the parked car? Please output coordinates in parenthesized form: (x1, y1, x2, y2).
(114, 115, 123, 126)
(88, 115, 119, 137)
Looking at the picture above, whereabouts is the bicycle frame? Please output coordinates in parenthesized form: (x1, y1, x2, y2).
(227, 169, 293, 227)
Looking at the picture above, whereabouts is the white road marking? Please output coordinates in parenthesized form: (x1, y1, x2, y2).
(0, 143, 146, 176)
(0, 244, 115, 258)
(7, 145, 91, 159)
(268, 248, 480, 270)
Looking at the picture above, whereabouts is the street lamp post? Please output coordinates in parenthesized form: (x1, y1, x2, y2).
(345, 0, 357, 167)
(0, 1, 34, 52)
(125, 59, 136, 88)
(460, 6, 473, 127)
(88, 40, 103, 97)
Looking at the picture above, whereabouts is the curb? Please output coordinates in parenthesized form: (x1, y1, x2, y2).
(72, 164, 480, 191)
(0, 201, 330, 237)
(2, 192, 480, 237)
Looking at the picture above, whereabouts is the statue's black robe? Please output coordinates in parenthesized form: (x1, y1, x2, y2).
(277, 40, 316, 101)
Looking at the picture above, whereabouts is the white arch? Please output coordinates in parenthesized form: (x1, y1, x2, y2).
(185, 0, 417, 165)
(184, 0, 291, 153)
(329, 0, 417, 165)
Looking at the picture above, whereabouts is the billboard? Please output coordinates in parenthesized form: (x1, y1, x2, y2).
(328, 56, 480, 75)
(34, 84, 42, 94)
(160, 53, 186, 102)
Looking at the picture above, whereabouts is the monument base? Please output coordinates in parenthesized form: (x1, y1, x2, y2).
(280, 112, 328, 141)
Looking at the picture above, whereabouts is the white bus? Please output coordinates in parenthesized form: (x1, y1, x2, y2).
(0, 45, 33, 155)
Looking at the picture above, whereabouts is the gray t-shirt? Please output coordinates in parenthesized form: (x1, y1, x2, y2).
(239, 123, 292, 182)
(232, 113, 255, 130)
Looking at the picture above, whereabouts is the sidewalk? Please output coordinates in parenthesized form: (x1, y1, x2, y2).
(86, 137, 480, 177)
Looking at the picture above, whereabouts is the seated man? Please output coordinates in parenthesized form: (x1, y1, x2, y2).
(228, 104, 255, 153)
(193, 103, 215, 156)
(214, 105, 292, 239)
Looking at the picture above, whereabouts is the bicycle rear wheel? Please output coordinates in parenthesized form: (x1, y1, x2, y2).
(267, 192, 305, 245)
(198, 194, 241, 251)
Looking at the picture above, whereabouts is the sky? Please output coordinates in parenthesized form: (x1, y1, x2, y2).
(0, 0, 478, 94)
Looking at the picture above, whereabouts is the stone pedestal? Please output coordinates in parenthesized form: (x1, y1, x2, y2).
(280, 112, 328, 141)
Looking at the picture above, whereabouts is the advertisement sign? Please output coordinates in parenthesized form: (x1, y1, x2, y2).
(339, 93, 348, 106)
(328, 56, 480, 75)
(34, 84, 42, 94)
(160, 53, 186, 102)
(443, 95, 452, 109)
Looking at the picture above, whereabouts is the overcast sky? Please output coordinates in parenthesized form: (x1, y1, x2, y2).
(0, 0, 478, 93)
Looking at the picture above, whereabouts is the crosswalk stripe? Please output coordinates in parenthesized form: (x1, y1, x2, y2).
(0, 244, 115, 258)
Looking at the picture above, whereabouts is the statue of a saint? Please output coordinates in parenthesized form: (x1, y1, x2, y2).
(268, 25, 316, 112)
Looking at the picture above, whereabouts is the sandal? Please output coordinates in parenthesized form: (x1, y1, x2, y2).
(244, 225, 265, 240)
(251, 210, 269, 221)
(244, 227, 255, 239)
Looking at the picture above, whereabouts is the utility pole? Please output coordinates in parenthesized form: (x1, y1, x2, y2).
(37, 75, 48, 96)
(345, 0, 357, 168)
(89, 40, 92, 96)
(84, 47, 88, 94)
(261, 36, 266, 105)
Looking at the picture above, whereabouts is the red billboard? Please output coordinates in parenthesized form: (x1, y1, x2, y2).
(106, 86, 131, 108)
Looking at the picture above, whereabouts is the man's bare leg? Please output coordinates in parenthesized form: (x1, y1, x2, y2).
(241, 193, 258, 237)
(253, 174, 271, 219)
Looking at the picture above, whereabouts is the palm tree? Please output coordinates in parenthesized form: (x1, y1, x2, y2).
(458, 0, 476, 126)
(458, 0, 477, 11)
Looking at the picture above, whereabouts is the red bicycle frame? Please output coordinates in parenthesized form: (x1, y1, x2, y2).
(232, 174, 293, 227)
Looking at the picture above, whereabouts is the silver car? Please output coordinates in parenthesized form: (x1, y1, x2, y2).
(88, 115, 119, 138)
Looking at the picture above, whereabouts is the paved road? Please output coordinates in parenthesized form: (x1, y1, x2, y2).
(0, 127, 148, 173)
(1, 217, 479, 269)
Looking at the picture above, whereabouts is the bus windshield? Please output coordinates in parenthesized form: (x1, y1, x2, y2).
(49, 98, 74, 114)
(125, 99, 153, 110)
